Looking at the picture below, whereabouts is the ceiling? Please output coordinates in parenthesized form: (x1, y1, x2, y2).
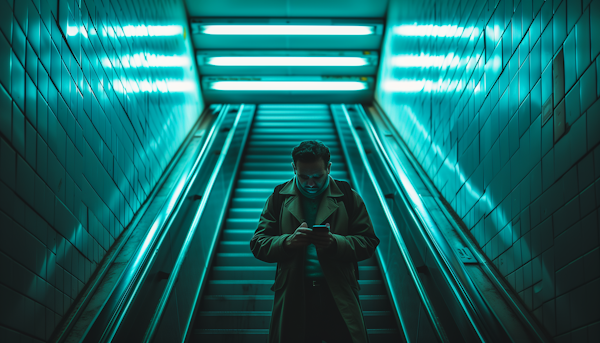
(185, 0, 390, 104)
(185, 0, 389, 18)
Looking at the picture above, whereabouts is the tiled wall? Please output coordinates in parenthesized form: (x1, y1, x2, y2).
(0, 0, 202, 341)
(378, 0, 599, 340)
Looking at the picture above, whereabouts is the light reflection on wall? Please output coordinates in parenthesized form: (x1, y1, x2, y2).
(375, 2, 587, 328)
(67, 24, 184, 37)
(376, 1, 509, 257)
(112, 80, 196, 93)
(0, 0, 205, 340)
(101, 54, 190, 69)
(67, 22, 197, 99)
(391, 54, 456, 68)
(394, 23, 480, 39)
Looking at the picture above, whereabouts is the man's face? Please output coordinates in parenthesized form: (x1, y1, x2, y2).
(292, 158, 332, 194)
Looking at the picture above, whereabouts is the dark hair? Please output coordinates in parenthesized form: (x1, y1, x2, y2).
(292, 140, 330, 166)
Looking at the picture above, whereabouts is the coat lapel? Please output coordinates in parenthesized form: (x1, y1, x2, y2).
(279, 180, 304, 224)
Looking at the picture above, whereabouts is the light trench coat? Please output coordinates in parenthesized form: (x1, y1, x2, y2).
(250, 177, 380, 343)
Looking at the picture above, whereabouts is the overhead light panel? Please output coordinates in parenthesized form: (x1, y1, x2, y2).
(205, 56, 371, 66)
(209, 81, 368, 91)
(199, 25, 376, 35)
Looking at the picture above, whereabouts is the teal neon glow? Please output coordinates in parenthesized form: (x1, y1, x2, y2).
(394, 24, 479, 38)
(200, 25, 375, 35)
(382, 80, 431, 92)
(113, 80, 196, 93)
(67, 25, 183, 37)
(120, 25, 183, 37)
(103, 54, 190, 69)
(206, 56, 370, 66)
(210, 81, 368, 91)
(392, 53, 459, 68)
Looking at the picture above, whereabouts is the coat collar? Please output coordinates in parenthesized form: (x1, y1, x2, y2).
(279, 175, 344, 197)
(279, 176, 345, 225)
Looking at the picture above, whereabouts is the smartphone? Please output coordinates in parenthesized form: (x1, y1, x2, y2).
(312, 224, 329, 233)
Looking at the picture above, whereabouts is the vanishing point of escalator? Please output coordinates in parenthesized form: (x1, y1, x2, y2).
(191, 104, 401, 342)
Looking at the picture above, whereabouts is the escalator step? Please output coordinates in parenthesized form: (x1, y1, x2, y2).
(209, 264, 382, 281)
(204, 279, 385, 296)
(236, 171, 348, 181)
(191, 328, 401, 343)
(212, 253, 377, 267)
(227, 208, 263, 219)
(244, 147, 343, 155)
(195, 310, 396, 330)
(250, 134, 339, 141)
(241, 162, 348, 171)
(199, 294, 393, 312)
(251, 128, 336, 135)
(221, 229, 255, 240)
(243, 155, 345, 163)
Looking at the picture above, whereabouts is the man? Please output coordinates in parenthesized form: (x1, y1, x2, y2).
(250, 140, 380, 343)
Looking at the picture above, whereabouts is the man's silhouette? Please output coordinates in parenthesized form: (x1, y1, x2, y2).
(250, 140, 380, 343)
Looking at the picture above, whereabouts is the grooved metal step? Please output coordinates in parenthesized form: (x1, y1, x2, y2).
(191, 328, 401, 343)
(241, 162, 348, 171)
(196, 310, 395, 329)
(212, 253, 377, 267)
(244, 147, 343, 155)
(193, 104, 401, 342)
(204, 279, 385, 296)
(237, 170, 349, 181)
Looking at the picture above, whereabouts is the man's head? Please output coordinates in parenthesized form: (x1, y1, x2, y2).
(291, 140, 332, 194)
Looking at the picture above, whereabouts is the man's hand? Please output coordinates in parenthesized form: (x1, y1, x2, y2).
(311, 223, 336, 252)
(284, 222, 312, 250)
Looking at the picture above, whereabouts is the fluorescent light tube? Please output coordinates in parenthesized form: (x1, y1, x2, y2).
(206, 56, 370, 66)
(210, 81, 368, 91)
(200, 25, 375, 35)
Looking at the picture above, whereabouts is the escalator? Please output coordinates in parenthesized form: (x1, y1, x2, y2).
(60, 103, 552, 343)
(192, 104, 402, 342)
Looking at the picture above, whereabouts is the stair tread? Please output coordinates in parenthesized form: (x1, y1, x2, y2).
(195, 328, 269, 334)
(211, 264, 379, 269)
(203, 295, 274, 299)
(199, 310, 392, 316)
(194, 328, 399, 334)
(208, 279, 383, 284)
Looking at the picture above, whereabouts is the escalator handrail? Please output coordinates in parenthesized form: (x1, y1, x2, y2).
(352, 104, 502, 341)
(87, 105, 233, 343)
(333, 104, 449, 343)
(142, 105, 247, 343)
(369, 102, 552, 343)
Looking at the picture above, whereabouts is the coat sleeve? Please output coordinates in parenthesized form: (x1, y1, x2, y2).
(250, 193, 296, 263)
(330, 190, 380, 262)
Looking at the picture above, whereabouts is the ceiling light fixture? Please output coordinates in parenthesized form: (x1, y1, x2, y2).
(205, 56, 371, 66)
(209, 81, 368, 91)
(200, 25, 375, 35)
